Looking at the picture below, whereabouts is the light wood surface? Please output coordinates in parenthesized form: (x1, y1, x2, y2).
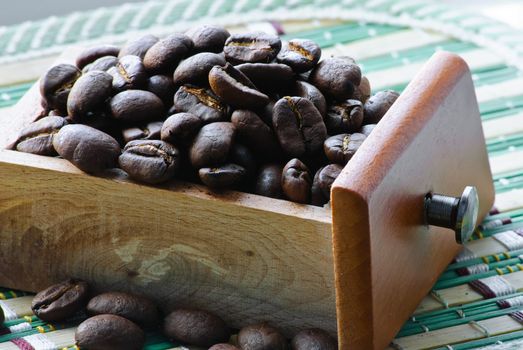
(331, 51, 495, 350)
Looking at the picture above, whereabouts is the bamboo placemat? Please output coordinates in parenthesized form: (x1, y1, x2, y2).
(1, 0, 523, 349)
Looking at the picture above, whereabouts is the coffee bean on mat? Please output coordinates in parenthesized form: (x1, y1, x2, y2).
(31, 279, 89, 322)
(75, 314, 145, 350)
(237, 322, 288, 350)
(291, 328, 337, 350)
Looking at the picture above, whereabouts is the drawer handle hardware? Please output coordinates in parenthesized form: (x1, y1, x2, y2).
(424, 186, 479, 244)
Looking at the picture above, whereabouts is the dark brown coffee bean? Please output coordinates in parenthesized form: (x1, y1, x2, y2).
(146, 74, 175, 105)
(161, 112, 202, 146)
(174, 85, 227, 124)
(360, 123, 376, 136)
(189, 122, 235, 168)
(292, 81, 327, 118)
(255, 164, 283, 199)
(231, 109, 280, 158)
(325, 99, 364, 134)
(40, 64, 81, 113)
(83, 55, 119, 73)
(199, 164, 246, 189)
(238, 322, 287, 350)
(108, 55, 147, 92)
(186, 25, 230, 53)
(277, 39, 321, 73)
(272, 96, 327, 158)
(53, 124, 121, 174)
(15, 116, 68, 156)
(291, 328, 337, 350)
(309, 57, 361, 100)
(109, 90, 164, 122)
(122, 121, 163, 143)
(311, 166, 327, 207)
(353, 76, 371, 104)
(75, 314, 145, 350)
(209, 63, 269, 109)
(258, 99, 276, 126)
(209, 344, 240, 350)
(143, 33, 193, 74)
(236, 63, 294, 93)
(86, 291, 159, 328)
(282, 158, 311, 204)
(119, 34, 159, 59)
(224, 32, 281, 64)
(67, 70, 113, 121)
(318, 164, 343, 198)
(363, 90, 399, 124)
(230, 143, 257, 178)
(76, 45, 120, 69)
(31, 279, 88, 322)
(119, 140, 180, 184)
(173, 52, 226, 87)
(323, 133, 366, 165)
(163, 308, 230, 347)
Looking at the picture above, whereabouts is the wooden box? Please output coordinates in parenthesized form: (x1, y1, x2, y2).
(0, 51, 494, 349)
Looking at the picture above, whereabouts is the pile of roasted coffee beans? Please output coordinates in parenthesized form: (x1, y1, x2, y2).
(31, 279, 337, 349)
(15, 25, 399, 206)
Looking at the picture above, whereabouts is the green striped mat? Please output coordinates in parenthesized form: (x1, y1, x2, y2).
(1, 0, 523, 349)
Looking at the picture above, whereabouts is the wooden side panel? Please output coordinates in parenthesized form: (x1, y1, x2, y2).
(0, 150, 336, 336)
(332, 51, 495, 349)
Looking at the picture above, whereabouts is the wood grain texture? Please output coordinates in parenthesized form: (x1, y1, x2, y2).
(332, 51, 495, 350)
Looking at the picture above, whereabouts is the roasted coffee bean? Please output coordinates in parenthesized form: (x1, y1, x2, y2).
(173, 52, 226, 86)
(277, 39, 321, 73)
(254, 164, 284, 199)
(323, 133, 366, 165)
(119, 140, 180, 184)
(258, 99, 276, 126)
(199, 164, 246, 189)
(186, 25, 230, 53)
(231, 109, 280, 158)
(325, 99, 364, 134)
(291, 80, 327, 118)
(224, 32, 281, 64)
(122, 121, 163, 143)
(209, 344, 240, 350)
(291, 328, 337, 350)
(86, 291, 159, 328)
(363, 90, 399, 124)
(189, 122, 235, 168)
(309, 57, 361, 100)
(230, 143, 257, 178)
(76, 44, 120, 69)
(353, 76, 371, 104)
(161, 112, 202, 146)
(360, 123, 376, 136)
(174, 85, 227, 123)
(31, 279, 88, 322)
(143, 33, 193, 74)
(53, 124, 121, 173)
(119, 34, 159, 59)
(75, 314, 145, 350)
(317, 164, 343, 198)
(236, 63, 294, 93)
(15, 116, 68, 155)
(146, 75, 175, 105)
(83, 55, 119, 73)
(109, 90, 164, 122)
(209, 63, 269, 109)
(67, 70, 113, 121)
(282, 158, 311, 204)
(163, 308, 230, 347)
(108, 55, 147, 92)
(311, 166, 328, 207)
(237, 322, 287, 350)
(40, 64, 82, 113)
(272, 96, 327, 158)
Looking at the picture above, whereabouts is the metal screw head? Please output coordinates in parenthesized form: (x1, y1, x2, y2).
(424, 186, 479, 244)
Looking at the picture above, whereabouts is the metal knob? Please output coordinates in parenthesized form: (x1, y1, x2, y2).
(424, 186, 479, 244)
